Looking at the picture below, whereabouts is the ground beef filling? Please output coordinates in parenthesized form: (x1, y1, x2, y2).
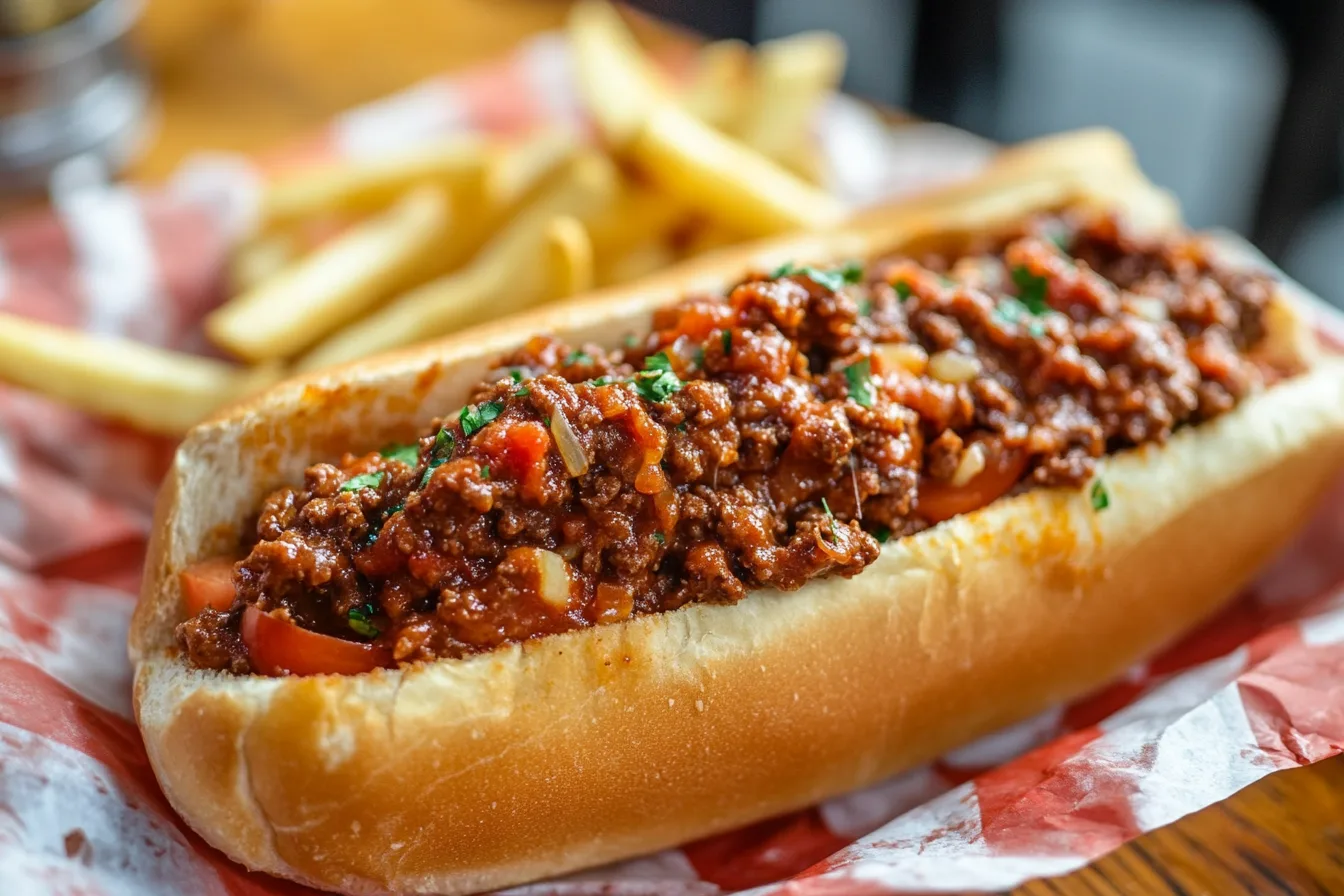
(178, 214, 1291, 671)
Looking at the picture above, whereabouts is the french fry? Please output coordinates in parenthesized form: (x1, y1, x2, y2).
(681, 39, 753, 131)
(229, 232, 295, 293)
(297, 154, 619, 371)
(736, 32, 845, 173)
(629, 103, 846, 237)
(596, 239, 677, 287)
(260, 136, 491, 226)
(0, 312, 278, 435)
(544, 216, 595, 300)
(585, 182, 686, 261)
(567, 0, 671, 147)
(207, 186, 452, 362)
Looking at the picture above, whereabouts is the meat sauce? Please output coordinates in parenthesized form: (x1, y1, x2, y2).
(178, 213, 1291, 674)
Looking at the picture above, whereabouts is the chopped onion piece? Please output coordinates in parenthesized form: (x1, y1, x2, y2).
(533, 548, 572, 610)
(928, 350, 981, 384)
(550, 411, 589, 477)
(875, 343, 928, 376)
(1125, 295, 1168, 322)
(950, 442, 987, 487)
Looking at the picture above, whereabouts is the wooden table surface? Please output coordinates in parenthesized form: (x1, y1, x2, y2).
(127, 2, 1344, 893)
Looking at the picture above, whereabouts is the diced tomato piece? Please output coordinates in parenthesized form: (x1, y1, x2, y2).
(668, 302, 736, 341)
(180, 557, 238, 615)
(240, 606, 393, 677)
(916, 449, 1029, 524)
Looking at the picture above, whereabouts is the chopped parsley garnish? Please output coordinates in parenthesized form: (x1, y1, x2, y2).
(722, 330, 732, 355)
(1011, 265, 1050, 315)
(694, 346, 706, 368)
(542, 415, 551, 427)
(340, 471, 384, 492)
(379, 443, 419, 466)
(633, 351, 683, 403)
(564, 350, 592, 365)
(894, 281, 912, 301)
(769, 261, 860, 293)
(993, 297, 1048, 338)
(1046, 227, 1071, 252)
(419, 427, 455, 487)
(820, 497, 838, 542)
(858, 298, 873, 316)
(460, 400, 504, 437)
(1090, 478, 1110, 512)
(652, 531, 666, 544)
(676, 421, 688, 432)
(514, 386, 531, 398)
(872, 525, 892, 544)
(480, 465, 490, 480)
(623, 334, 639, 348)
(347, 604, 380, 639)
(590, 375, 613, 386)
(509, 368, 526, 384)
(844, 358, 875, 408)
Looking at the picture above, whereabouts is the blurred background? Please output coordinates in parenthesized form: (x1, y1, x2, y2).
(639, 0, 1344, 307)
(1, 0, 1341, 307)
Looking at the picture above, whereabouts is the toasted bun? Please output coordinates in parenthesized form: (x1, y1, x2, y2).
(130, 130, 1344, 895)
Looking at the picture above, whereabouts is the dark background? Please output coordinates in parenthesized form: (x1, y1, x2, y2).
(633, 0, 1344, 308)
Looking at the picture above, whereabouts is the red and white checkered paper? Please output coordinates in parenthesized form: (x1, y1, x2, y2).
(2, 31, 1343, 896)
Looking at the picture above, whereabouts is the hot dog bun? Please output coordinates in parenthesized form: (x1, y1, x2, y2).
(130, 130, 1344, 896)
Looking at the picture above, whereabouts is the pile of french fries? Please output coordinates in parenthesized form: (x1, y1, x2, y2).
(0, 1, 851, 435)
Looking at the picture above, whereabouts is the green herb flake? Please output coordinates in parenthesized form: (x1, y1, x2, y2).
(721, 330, 732, 355)
(347, 604, 380, 639)
(460, 400, 504, 437)
(340, 471, 385, 493)
(633, 351, 684, 403)
(1011, 265, 1050, 315)
(542, 415, 551, 427)
(676, 421, 688, 432)
(858, 298, 873, 316)
(509, 367, 526, 384)
(770, 261, 797, 279)
(844, 358, 876, 408)
(993, 297, 1048, 338)
(480, 465, 491, 480)
(419, 427, 455, 487)
(821, 497, 838, 542)
(623, 334, 639, 349)
(652, 531, 666, 545)
(379, 443, 419, 466)
(564, 350, 592, 365)
(840, 260, 864, 284)
(894, 281, 912, 301)
(513, 386, 531, 398)
(590, 376, 613, 386)
(800, 266, 845, 292)
(694, 346, 706, 368)
(872, 525, 892, 544)
(1090, 479, 1110, 512)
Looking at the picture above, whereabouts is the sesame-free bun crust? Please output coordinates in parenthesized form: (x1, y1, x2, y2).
(130, 131, 1344, 895)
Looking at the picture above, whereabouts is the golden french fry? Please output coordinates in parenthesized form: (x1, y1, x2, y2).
(736, 31, 845, 171)
(435, 130, 581, 270)
(297, 154, 620, 371)
(585, 182, 686, 261)
(0, 312, 279, 435)
(229, 232, 295, 293)
(681, 39, 753, 131)
(545, 216, 595, 299)
(679, 220, 747, 259)
(596, 239, 678, 287)
(260, 136, 490, 226)
(567, 0, 671, 147)
(207, 186, 452, 362)
(629, 104, 846, 237)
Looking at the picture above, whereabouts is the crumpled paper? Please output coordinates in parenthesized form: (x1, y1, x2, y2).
(1, 30, 1341, 896)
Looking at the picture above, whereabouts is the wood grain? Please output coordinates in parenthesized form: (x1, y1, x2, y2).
(1014, 755, 1344, 895)
(126, 3, 1344, 894)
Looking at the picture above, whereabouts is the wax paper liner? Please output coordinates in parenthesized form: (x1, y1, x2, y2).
(1, 30, 1342, 896)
